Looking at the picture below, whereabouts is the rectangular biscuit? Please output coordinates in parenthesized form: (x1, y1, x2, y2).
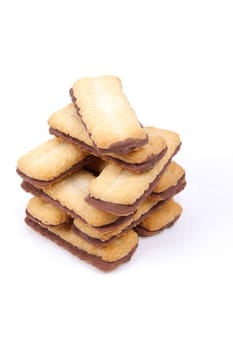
(70, 76, 148, 153)
(17, 137, 90, 186)
(25, 218, 138, 271)
(135, 198, 183, 236)
(86, 128, 181, 216)
(150, 161, 186, 201)
(26, 197, 71, 228)
(21, 169, 125, 228)
(48, 104, 167, 172)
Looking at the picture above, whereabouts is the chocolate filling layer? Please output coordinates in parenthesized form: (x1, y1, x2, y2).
(21, 181, 134, 230)
(70, 88, 148, 154)
(135, 214, 181, 237)
(85, 144, 181, 216)
(25, 217, 138, 272)
(16, 156, 92, 187)
(150, 175, 186, 201)
(49, 127, 167, 172)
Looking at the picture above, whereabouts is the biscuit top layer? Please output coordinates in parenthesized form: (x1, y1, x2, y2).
(72, 76, 147, 150)
(17, 137, 88, 181)
(27, 197, 70, 226)
(88, 128, 181, 205)
(152, 161, 185, 193)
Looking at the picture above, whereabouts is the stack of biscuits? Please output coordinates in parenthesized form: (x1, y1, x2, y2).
(17, 76, 186, 271)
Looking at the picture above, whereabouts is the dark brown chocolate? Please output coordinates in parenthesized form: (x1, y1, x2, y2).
(150, 175, 186, 201)
(49, 127, 167, 172)
(25, 217, 138, 271)
(21, 181, 134, 231)
(16, 156, 92, 187)
(135, 214, 181, 236)
(85, 143, 181, 216)
(70, 88, 148, 154)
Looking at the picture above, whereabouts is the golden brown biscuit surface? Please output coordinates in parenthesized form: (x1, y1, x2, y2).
(48, 104, 93, 146)
(27, 197, 70, 226)
(136, 198, 182, 236)
(153, 162, 185, 193)
(71, 76, 148, 152)
(17, 137, 88, 181)
(149, 161, 186, 201)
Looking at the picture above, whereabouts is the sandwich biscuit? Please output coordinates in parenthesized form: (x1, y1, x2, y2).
(135, 198, 182, 236)
(150, 161, 186, 201)
(86, 128, 181, 216)
(70, 76, 148, 153)
(17, 137, 90, 186)
(25, 218, 138, 271)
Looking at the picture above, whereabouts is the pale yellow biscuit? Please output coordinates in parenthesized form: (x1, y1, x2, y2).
(88, 128, 181, 206)
(41, 170, 118, 227)
(137, 198, 182, 233)
(49, 225, 138, 262)
(152, 161, 185, 193)
(71, 76, 147, 151)
(17, 137, 88, 181)
(48, 104, 166, 170)
(27, 197, 70, 226)
(73, 196, 159, 241)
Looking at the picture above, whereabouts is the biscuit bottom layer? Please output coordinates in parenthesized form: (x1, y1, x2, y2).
(135, 214, 181, 236)
(25, 217, 138, 271)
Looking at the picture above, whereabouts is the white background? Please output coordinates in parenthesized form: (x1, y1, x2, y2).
(1, 1, 233, 349)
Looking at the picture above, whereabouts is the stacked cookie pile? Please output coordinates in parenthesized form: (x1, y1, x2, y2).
(17, 76, 186, 271)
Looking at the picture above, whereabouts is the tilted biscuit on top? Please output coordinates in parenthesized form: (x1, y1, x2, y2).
(135, 198, 183, 236)
(70, 76, 148, 153)
(48, 104, 167, 172)
(25, 217, 138, 271)
(86, 128, 181, 216)
(17, 137, 91, 186)
(150, 161, 186, 201)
